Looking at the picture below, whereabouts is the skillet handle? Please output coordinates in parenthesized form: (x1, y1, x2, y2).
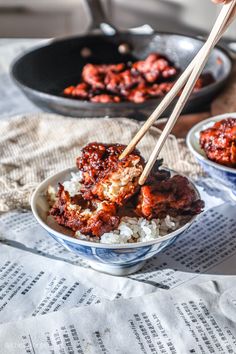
(85, 0, 117, 35)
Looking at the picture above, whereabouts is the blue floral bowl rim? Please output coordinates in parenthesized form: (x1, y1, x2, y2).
(31, 166, 200, 250)
(186, 112, 236, 175)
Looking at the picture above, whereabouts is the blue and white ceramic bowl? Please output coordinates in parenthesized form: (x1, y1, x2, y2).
(31, 167, 200, 276)
(187, 113, 236, 193)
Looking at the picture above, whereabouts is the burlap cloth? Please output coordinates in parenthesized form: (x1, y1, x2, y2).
(0, 113, 203, 212)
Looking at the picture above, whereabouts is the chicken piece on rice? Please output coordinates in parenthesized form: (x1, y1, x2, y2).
(50, 184, 119, 237)
(136, 175, 204, 219)
(76, 143, 144, 205)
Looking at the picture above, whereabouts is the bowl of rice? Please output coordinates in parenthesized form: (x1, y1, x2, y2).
(31, 166, 202, 276)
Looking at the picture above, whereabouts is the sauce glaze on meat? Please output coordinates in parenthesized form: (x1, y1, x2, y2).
(63, 53, 214, 103)
(50, 143, 204, 238)
(76, 143, 144, 204)
(200, 118, 236, 168)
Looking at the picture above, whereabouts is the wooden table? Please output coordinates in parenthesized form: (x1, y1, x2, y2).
(155, 112, 211, 138)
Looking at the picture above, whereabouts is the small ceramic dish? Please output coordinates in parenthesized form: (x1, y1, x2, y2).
(31, 167, 200, 276)
(187, 112, 236, 193)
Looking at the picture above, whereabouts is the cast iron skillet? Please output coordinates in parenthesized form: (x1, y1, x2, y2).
(11, 0, 232, 120)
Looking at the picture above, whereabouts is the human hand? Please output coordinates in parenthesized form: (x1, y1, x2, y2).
(211, 0, 231, 3)
(211, 0, 236, 29)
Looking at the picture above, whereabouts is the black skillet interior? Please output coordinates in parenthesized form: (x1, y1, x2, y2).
(11, 32, 232, 119)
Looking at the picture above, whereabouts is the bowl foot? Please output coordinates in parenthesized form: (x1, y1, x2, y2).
(88, 261, 146, 276)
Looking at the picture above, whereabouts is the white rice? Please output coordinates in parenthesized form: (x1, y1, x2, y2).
(63, 171, 83, 197)
(63, 172, 183, 244)
(99, 215, 181, 244)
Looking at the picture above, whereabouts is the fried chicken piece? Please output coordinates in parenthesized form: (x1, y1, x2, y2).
(63, 85, 75, 96)
(62, 53, 215, 103)
(126, 74, 215, 103)
(145, 159, 171, 184)
(127, 84, 148, 103)
(105, 69, 143, 95)
(126, 82, 161, 103)
(200, 118, 236, 167)
(82, 64, 105, 90)
(77, 143, 144, 205)
(82, 63, 125, 90)
(146, 84, 165, 97)
(161, 67, 178, 79)
(133, 53, 178, 83)
(127, 82, 176, 103)
(90, 94, 121, 103)
(63, 83, 90, 99)
(50, 184, 119, 237)
(136, 175, 204, 219)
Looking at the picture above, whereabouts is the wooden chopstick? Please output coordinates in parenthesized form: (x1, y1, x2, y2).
(138, 0, 236, 185)
(119, 3, 236, 162)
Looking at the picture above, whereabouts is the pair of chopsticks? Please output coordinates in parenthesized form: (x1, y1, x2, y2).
(120, 1, 236, 185)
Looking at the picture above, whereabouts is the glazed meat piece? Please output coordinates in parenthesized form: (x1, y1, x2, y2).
(127, 83, 148, 103)
(136, 175, 204, 219)
(82, 64, 105, 90)
(158, 82, 175, 95)
(77, 143, 144, 205)
(82, 63, 125, 90)
(145, 159, 171, 184)
(63, 52, 214, 103)
(63, 83, 90, 99)
(50, 184, 119, 237)
(133, 53, 178, 83)
(90, 94, 121, 103)
(127, 82, 176, 103)
(126, 82, 158, 103)
(200, 118, 236, 167)
(145, 84, 164, 97)
(104, 69, 143, 95)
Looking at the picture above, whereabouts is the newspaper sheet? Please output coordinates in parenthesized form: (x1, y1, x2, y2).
(0, 244, 155, 324)
(0, 211, 88, 267)
(1, 200, 235, 292)
(130, 202, 236, 288)
(0, 278, 235, 354)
